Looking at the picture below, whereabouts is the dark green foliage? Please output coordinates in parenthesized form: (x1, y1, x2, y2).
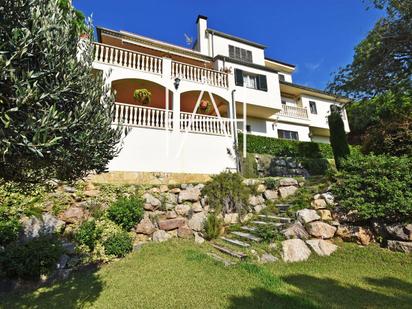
(240, 153, 258, 178)
(333, 153, 412, 222)
(203, 213, 223, 240)
(263, 178, 278, 190)
(0, 235, 63, 280)
(74, 220, 101, 251)
(238, 133, 334, 158)
(0, 207, 21, 246)
(202, 172, 250, 214)
(328, 108, 350, 170)
(103, 232, 133, 257)
(300, 158, 330, 175)
(107, 196, 144, 231)
(0, 0, 122, 183)
(254, 224, 284, 242)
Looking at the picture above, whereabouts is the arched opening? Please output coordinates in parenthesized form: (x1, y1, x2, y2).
(180, 91, 230, 117)
(112, 79, 172, 109)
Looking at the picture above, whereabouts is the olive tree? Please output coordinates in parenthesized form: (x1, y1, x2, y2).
(0, 0, 122, 183)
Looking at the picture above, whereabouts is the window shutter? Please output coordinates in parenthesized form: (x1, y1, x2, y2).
(229, 45, 234, 58)
(257, 75, 267, 91)
(234, 69, 244, 86)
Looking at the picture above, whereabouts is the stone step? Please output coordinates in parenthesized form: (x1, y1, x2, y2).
(258, 215, 292, 223)
(221, 237, 251, 248)
(240, 226, 257, 232)
(251, 221, 284, 228)
(231, 231, 262, 242)
(207, 252, 235, 266)
(276, 204, 291, 212)
(212, 244, 247, 260)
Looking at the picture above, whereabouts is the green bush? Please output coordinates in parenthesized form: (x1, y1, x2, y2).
(333, 153, 412, 222)
(300, 158, 330, 175)
(240, 153, 258, 178)
(74, 220, 102, 251)
(263, 178, 278, 190)
(238, 133, 334, 158)
(203, 213, 223, 240)
(107, 196, 144, 231)
(254, 224, 284, 242)
(103, 232, 133, 257)
(202, 172, 250, 214)
(0, 235, 63, 280)
(0, 207, 21, 246)
(328, 108, 350, 170)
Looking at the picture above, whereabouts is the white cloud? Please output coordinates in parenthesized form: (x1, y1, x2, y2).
(304, 59, 324, 71)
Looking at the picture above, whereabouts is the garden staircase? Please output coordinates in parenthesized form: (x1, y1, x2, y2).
(208, 203, 295, 264)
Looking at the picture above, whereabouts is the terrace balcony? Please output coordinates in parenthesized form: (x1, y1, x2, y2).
(278, 104, 308, 120)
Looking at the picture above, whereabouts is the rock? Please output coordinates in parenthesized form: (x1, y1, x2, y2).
(321, 192, 335, 206)
(195, 183, 205, 190)
(175, 204, 191, 216)
(332, 207, 359, 223)
(67, 256, 80, 268)
(263, 190, 278, 201)
(224, 213, 239, 225)
(20, 216, 42, 240)
(191, 202, 203, 213)
(167, 229, 178, 238)
(42, 213, 65, 234)
(188, 212, 206, 232)
(281, 239, 311, 262)
(384, 224, 411, 241)
(249, 195, 265, 206)
(278, 186, 298, 198)
(282, 222, 310, 240)
(164, 193, 177, 204)
(256, 184, 266, 193)
(152, 230, 172, 242)
(135, 217, 156, 235)
(242, 179, 261, 186)
(306, 221, 337, 239)
(241, 213, 254, 223)
(56, 254, 70, 269)
(387, 240, 412, 253)
(143, 193, 161, 208)
(150, 187, 160, 194)
(194, 232, 205, 244)
(178, 188, 201, 203)
(306, 239, 338, 256)
(158, 218, 186, 231)
(279, 178, 298, 187)
(62, 242, 76, 255)
(260, 253, 277, 263)
(61, 206, 85, 224)
(311, 199, 327, 210)
(170, 188, 181, 194)
(406, 224, 412, 241)
(63, 186, 76, 193)
(254, 205, 265, 213)
(84, 190, 99, 197)
(177, 225, 193, 238)
(296, 209, 320, 224)
(336, 225, 372, 246)
(135, 234, 150, 243)
(313, 194, 321, 200)
(166, 210, 177, 219)
(317, 209, 333, 221)
(159, 185, 169, 192)
(268, 243, 277, 251)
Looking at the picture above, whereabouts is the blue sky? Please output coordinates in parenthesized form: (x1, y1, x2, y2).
(73, 0, 383, 90)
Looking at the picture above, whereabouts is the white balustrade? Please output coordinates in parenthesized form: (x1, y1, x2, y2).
(171, 61, 229, 88)
(94, 43, 163, 75)
(279, 104, 308, 119)
(179, 112, 232, 136)
(113, 103, 173, 129)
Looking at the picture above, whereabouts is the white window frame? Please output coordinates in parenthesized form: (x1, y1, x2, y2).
(243, 73, 258, 89)
(278, 129, 299, 141)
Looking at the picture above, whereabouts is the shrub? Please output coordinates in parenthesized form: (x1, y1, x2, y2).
(74, 220, 102, 251)
(300, 158, 330, 175)
(328, 107, 350, 170)
(107, 196, 144, 231)
(240, 153, 258, 178)
(202, 172, 250, 214)
(0, 235, 63, 280)
(254, 224, 284, 242)
(333, 153, 412, 222)
(263, 178, 278, 190)
(103, 232, 133, 257)
(203, 213, 223, 240)
(0, 207, 21, 246)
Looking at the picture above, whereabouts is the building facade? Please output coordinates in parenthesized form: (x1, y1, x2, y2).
(92, 15, 350, 175)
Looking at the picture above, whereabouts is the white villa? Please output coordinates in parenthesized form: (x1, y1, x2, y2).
(92, 15, 350, 176)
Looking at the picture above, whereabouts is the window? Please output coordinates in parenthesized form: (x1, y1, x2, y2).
(278, 129, 299, 141)
(246, 125, 251, 133)
(243, 73, 258, 89)
(229, 45, 253, 63)
(309, 101, 317, 114)
(281, 100, 286, 105)
(279, 74, 286, 82)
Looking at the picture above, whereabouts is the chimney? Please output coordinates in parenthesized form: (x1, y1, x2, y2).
(196, 15, 209, 55)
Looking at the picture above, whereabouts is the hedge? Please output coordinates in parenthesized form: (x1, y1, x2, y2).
(238, 133, 359, 159)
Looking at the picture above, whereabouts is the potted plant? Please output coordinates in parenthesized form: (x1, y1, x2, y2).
(199, 99, 212, 114)
(133, 89, 151, 105)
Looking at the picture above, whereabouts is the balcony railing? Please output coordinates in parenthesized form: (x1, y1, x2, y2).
(278, 104, 308, 119)
(113, 103, 232, 136)
(172, 61, 228, 88)
(94, 43, 163, 75)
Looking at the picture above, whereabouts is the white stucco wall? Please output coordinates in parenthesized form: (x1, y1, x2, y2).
(108, 127, 237, 174)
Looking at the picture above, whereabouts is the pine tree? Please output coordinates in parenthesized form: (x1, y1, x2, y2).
(328, 106, 350, 170)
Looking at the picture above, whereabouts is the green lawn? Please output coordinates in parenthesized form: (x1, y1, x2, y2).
(2, 240, 412, 309)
